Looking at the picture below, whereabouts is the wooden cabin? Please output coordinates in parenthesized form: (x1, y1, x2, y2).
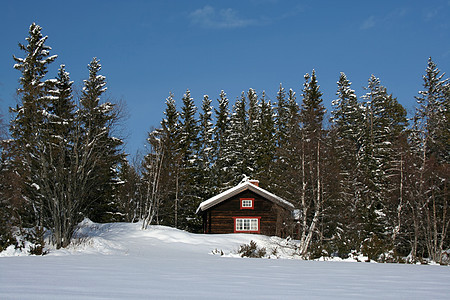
(196, 180, 294, 237)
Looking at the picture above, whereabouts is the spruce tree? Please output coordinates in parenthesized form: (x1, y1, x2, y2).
(246, 88, 260, 177)
(329, 72, 364, 255)
(178, 90, 200, 230)
(161, 92, 180, 156)
(41, 64, 78, 248)
(48, 65, 76, 137)
(298, 70, 326, 255)
(413, 58, 448, 163)
(78, 58, 124, 223)
(255, 91, 276, 187)
(275, 84, 289, 147)
(11, 23, 57, 144)
(224, 92, 248, 186)
(116, 159, 141, 222)
(301, 70, 325, 134)
(0, 114, 22, 250)
(358, 75, 389, 257)
(357, 75, 408, 259)
(158, 93, 181, 226)
(409, 58, 449, 263)
(274, 88, 301, 202)
(179, 90, 198, 162)
(213, 90, 230, 190)
(198, 95, 215, 197)
(10, 23, 57, 245)
(271, 84, 291, 198)
(331, 73, 361, 144)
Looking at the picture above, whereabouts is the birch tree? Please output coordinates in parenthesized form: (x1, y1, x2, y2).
(142, 129, 165, 229)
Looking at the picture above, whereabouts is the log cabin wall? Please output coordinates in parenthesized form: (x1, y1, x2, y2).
(204, 190, 282, 236)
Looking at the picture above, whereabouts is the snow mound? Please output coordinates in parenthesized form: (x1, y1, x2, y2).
(0, 220, 372, 261)
(48, 220, 295, 258)
(0, 244, 28, 257)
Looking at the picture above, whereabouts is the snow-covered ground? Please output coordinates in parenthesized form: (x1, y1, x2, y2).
(1, 220, 449, 299)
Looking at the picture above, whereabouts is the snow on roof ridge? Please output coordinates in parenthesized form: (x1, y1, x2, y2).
(196, 181, 247, 213)
(196, 181, 294, 213)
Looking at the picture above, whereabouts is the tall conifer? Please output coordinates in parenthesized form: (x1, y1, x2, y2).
(79, 58, 124, 223)
(213, 91, 230, 190)
(11, 23, 57, 234)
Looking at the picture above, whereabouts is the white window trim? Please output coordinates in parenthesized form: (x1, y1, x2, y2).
(242, 199, 253, 207)
(240, 198, 254, 209)
(235, 218, 259, 232)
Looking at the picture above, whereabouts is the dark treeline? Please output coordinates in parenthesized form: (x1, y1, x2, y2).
(0, 24, 448, 263)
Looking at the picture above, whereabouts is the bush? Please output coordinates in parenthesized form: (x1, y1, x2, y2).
(23, 226, 47, 255)
(0, 226, 15, 252)
(238, 240, 266, 258)
(211, 248, 224, 256)
(361, 234, 385, 262)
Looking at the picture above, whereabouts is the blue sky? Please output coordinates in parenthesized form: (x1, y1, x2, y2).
(1, 0, 449, 157)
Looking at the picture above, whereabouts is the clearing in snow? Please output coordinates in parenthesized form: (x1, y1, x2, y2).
(0, 220, 449, 299)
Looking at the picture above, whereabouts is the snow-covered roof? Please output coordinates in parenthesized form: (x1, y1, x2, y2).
(196, 181, 294, 214)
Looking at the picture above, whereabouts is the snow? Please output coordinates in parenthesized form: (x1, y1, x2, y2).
(197, 180, 294, 213)
(0, 220, 449, 299)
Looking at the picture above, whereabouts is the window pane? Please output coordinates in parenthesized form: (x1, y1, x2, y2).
(251, 219, 258, 230)
(242, 200, 252, 207)
(236, 219, 243, 231)
(236, 218, 259, 231)
(243, 219, 250, 230)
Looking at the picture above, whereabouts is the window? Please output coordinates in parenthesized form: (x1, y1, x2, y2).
(234, 217, 260, 233)
(240, 198, 254, 209)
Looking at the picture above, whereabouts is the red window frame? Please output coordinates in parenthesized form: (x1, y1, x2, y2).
(240, 198, 254, 209)
(233, 217, 261, 233)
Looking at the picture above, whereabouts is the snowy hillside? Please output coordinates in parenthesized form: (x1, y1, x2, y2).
(0, 221, 449, 299)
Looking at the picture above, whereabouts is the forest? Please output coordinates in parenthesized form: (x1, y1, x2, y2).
(0, 23, 448, 264)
